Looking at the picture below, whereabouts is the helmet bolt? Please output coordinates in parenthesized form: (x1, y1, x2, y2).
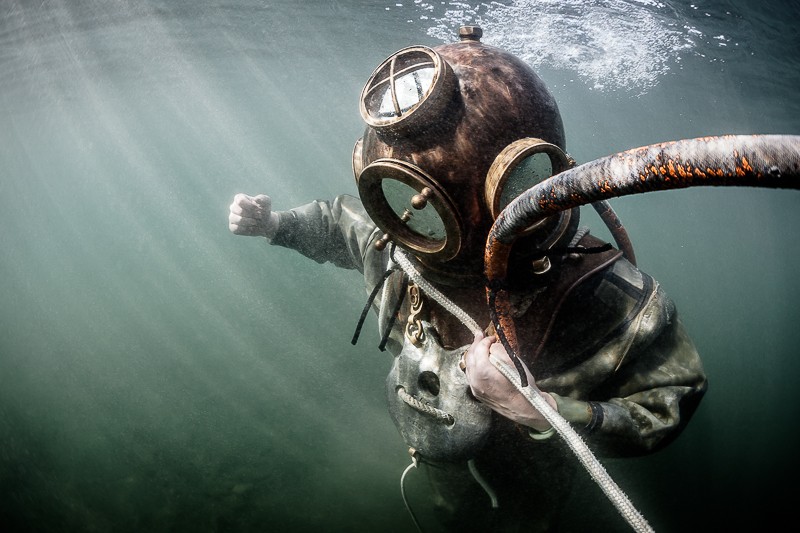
(374, 233, 391, 251)
(458, 25, 483, 42)
(532, 256, 552, 275)
(411, 187, 433, 209)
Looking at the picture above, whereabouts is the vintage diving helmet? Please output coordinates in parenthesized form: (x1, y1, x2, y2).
(353, 25, 578, 286)
(353, 26, 577, 462)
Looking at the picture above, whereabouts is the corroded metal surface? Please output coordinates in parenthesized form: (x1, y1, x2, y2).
(358, 36, 567, 277)
(492, 135, 800, 246)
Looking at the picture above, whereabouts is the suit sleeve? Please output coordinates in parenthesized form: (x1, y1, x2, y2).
(539, 259, 708, 457)
(269, 194, 380, 273)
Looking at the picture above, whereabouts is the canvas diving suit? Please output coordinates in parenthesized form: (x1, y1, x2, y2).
(267, 194, 707, 531)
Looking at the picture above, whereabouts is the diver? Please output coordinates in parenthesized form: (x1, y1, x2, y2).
(228, 26, 708, 532)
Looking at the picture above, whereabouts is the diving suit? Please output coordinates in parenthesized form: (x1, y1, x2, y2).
(229, 26, 707, 532)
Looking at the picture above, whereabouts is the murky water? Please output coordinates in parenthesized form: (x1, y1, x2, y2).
(1, 1, 799, 531)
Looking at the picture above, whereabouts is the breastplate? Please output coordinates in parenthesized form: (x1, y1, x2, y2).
(385, 281, 492, 463)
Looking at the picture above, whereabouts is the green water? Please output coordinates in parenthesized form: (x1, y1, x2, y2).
(1, 1, 799, 531)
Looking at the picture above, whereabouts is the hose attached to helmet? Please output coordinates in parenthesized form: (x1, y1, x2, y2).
(485, 134, 800, 386)
(592, 199, 637, 266)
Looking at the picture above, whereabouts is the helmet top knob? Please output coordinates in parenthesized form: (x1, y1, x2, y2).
(458, 25, 483, 42)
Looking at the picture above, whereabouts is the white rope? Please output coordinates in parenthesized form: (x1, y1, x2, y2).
(392, 250, 481, 334)
(490, 354, 653, 533)
(397, 387, 455, 424)
(377, 255, 397, 340)
(400, 456, 424, 533)
(468, 459, 499, 509)
(393, 248, 653, 533)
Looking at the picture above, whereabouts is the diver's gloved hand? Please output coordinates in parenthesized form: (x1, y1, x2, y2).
(463, 332, 558, 433)
(228, 193, 279, 238)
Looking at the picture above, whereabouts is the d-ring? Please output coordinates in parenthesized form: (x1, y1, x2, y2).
(459, 352, 467, 372)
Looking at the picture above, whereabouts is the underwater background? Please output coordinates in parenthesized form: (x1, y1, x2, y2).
(1, 0, 798, 531)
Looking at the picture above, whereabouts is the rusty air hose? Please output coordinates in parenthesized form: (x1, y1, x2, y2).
(485, 134, 800, 386)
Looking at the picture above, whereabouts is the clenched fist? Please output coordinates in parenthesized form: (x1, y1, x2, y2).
(228, 193, 279, 239)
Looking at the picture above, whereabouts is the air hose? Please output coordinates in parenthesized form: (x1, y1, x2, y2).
(486, 134, 800, 386)
(482, 133, 800, 530)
